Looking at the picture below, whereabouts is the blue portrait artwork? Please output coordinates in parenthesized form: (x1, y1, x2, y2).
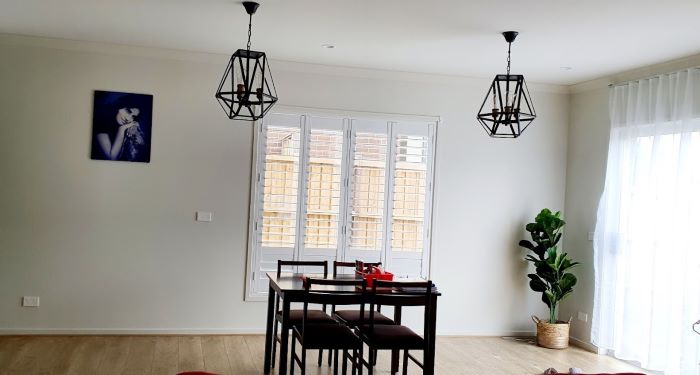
(91, 90, 153, 163)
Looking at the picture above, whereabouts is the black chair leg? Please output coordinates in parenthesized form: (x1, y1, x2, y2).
(328, 348, 333, 366)
(301, 345, 307, 375)
(341, 350, 346, 375)
(372, 349, 378, 366)
(368, 349, 374, 375)
(402, 349, 409, 375)
(350, 349, 357, 375)
(290, 336, 296, 375)
(318, 349, 323, 367)
(357, 346, 364, 375)
(333, 347, 340, 375)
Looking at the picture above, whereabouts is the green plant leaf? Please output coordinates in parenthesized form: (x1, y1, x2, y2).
(532, 245, 546, 259)
(536, 263, 556, 283)
(560, 289, 574, 301)
(560, 273, 577, 292)
(541, 292, 551, 307)
(530, 278, 548, 292)
(519, 240, 535, 250)
(553, 233, 562, 246)
(545, 291, 556, 307)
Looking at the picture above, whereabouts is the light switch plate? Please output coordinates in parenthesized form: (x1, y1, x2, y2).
(578, 311, 588, 322)
(196, 211, 212, 222)
(22, 296, 40, 307)
(588, 231, 595, 241)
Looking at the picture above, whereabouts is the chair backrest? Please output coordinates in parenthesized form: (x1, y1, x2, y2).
(301, 277, 366, 331)
(332, 261, 356, 277)
(277, 260, 328, 277)
(367, 280, 433, 337)
(371, 280, 433, 306)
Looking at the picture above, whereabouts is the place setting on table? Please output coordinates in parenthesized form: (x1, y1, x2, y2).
(263, 260, 441, 375)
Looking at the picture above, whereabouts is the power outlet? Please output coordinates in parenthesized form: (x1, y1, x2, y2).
(22, 296, 40, 307)
(577, 311, 588, 322)
(196, 211, 212, 222)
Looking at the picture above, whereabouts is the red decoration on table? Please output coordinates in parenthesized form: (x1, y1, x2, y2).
(355, 265, 394, 288)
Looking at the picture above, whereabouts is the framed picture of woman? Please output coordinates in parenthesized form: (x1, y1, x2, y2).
(90, 90, 153, 163)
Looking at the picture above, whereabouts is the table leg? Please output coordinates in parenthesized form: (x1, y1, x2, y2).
(278, 298, 291, 375)
(392, 306, 402, 374)
(264, 283, 275, 374)
(424, 294, 438, 375)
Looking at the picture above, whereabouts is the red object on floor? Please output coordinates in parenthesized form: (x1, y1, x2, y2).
(176, 372, 218, 375)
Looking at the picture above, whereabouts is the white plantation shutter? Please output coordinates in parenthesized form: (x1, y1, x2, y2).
(300, 116, 348, 264)
(387, 121, 435, 278)
(345, 119, 390, 265)
(249, 113, 303, 294)
(246, 110, 436, 299)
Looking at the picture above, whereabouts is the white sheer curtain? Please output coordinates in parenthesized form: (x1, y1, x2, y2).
(592, 68, 700, 375)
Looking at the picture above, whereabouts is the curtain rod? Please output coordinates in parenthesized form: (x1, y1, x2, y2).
(607, 66, 700, 88)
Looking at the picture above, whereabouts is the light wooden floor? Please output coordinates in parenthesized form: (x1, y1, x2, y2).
(0, 335, 647, 375)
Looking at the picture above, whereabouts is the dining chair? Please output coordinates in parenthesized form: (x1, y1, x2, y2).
(358, 279, 433, 375)
(273, 260, 334, 369)
(291, 277, 366, 375)
(330, 261, 393, 366)
(333, 261, 392, 325)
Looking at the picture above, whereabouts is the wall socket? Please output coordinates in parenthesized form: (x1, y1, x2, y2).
(22, 296, 40, 307)
(577, 311, 588, 322)
(196, 211, 212, 222)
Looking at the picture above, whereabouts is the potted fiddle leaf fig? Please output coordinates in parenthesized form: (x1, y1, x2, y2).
(518, 208, 578, 349)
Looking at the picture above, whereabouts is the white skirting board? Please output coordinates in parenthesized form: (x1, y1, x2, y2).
(0, 328, 266, 335)
(569, 336, 600, 354)
(0, 329, 534, 337)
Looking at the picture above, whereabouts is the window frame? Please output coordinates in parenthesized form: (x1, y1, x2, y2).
(245, 106, 440, 301)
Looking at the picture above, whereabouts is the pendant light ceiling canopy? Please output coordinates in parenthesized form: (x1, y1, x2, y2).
(476, 31, 536, 138)
(215, 1, 278, 121)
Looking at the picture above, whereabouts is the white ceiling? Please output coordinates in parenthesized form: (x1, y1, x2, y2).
(2, 0, 700, 85)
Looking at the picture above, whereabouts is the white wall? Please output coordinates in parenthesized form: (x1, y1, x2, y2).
(0, 34, 569, 335)
(558, 86, 609, 344)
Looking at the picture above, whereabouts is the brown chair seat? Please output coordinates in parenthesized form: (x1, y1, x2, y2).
(277, 309, 335, 325)
(360, 324, 424, 350)
(293, 323, 362, 350)
(334, 309, 394, 325)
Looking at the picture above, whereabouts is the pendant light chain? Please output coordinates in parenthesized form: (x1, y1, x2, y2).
(247, 13, 253, 51)
(506, 41, 512, 76)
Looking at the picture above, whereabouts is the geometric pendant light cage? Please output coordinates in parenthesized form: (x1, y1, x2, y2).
(476, 31, 536, 138)
(215, 1, 278, 121)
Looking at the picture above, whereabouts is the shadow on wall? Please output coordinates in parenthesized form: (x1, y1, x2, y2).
(509, 212, 534, 326)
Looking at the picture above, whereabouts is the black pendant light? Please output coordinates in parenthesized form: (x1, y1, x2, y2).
(476, 31, 536, 138)
(215, 1, 278, 121)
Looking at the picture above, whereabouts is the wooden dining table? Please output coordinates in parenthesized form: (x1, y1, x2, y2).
(263, 272, 441, 375)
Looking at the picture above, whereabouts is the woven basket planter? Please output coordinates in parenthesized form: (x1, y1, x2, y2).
(532, 316, 571, 349)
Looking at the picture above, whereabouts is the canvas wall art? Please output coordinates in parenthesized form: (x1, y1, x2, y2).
(90, 90, 153, 163)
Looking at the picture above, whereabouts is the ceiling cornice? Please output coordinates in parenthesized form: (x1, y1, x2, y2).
(570, 52, 700, 94)
(0, 32, 570, 94)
